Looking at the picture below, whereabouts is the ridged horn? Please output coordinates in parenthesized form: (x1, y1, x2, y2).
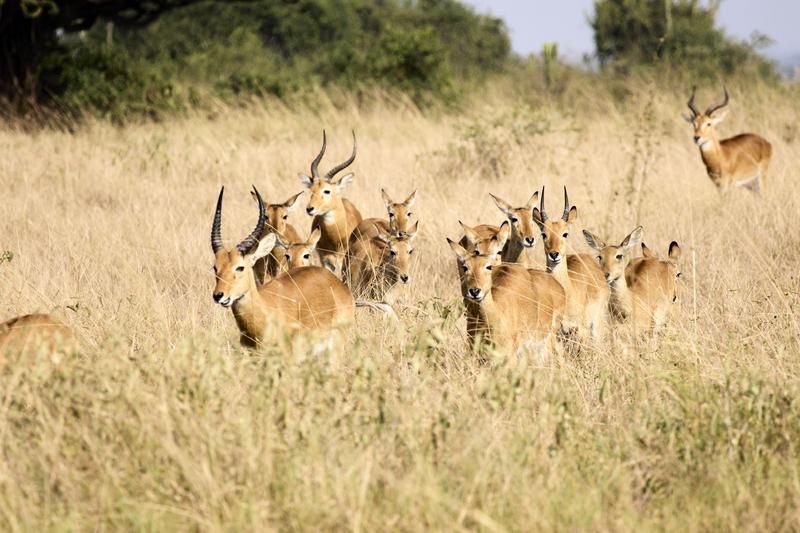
(324, 130, 357, 181)
(237, 186, 267, 254)
(310, 130, 327, 179)
(211, 186, 225, 253)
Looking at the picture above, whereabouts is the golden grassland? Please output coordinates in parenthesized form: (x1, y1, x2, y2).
(1, 80, 800, 530)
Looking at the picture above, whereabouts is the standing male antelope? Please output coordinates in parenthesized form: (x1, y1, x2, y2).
(533, 187, 609, 342)
(343, 218, 418, 302)
(583, 227, 681, 334)
(490, 191, 540, 266)
(210, 186, 358, 348)
(300, 131, 363, 275)
(685, 86, 772, 193)
(381, 189, 417, 237)
(252, 191, 304, 284)
(448, 232, 565, 357)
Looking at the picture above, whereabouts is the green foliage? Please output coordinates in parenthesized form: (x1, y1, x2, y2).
(40, 44, 183, 124)
(590, 0, 778, 79)
(37, 0, 510, 121)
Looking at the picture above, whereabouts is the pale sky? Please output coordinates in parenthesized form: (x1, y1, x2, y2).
(464, 0, 800, 67)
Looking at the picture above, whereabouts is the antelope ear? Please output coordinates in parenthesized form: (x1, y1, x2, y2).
(532, 208, 544, 227)
(249, 233, 277, 264)
(682, 113, 695, 124)
(495, 221, 511, 248)
(668, 241, 681, 262)
(374, 231, 392, 245)
(447, 238, 468, 261)
(565, 206, 578, 224)
(621, 226, 643, 251)
(406, 220, 420, 240)
(381, 188, 393, 207)
(307, 227, 321, 248)
(335, 173, 354, 192)
(403, 190, 417, 207)
(525, 191, 539, 210)
(490, 193, 514, 217)
(284, 191, 303, 210)
(710, 108, 728, 125)
(299, 174, 314, 188)
(459, 221, 479, 245)
(641, 242, 656, 259)
(582, 229, 606, 251)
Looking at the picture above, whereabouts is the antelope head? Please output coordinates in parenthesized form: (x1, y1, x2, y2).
(532, 186, 577, 271)
(300, 130, 357, 217)
(685, 86, 729, 150)
(381, 188, 417, 237)
(375, 221, 419, 284)
(211, 186, 276, 307)
(275, 228, 321, 270)
(583, 226, 643, 284)
(490, 191, 539, 248)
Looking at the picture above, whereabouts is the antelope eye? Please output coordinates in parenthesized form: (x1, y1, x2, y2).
(510, 216, 519, 223)
(462, 265, 468, 273)
(390, 250, 397, 257)
(615, 254, 623, 261)
(284, 254, 291, 260)
(283, 215, 288, 220)
(541, 233, 547, 240)
(408, 249, 414, 255)
(323, 189, 331, 195)
(486, 265, 493, 271)
(388, 212, 395, 218)
(407, 211, 413, 217)
(235, 265, 245, 273)
(303, 254, 310, 260)
(562, 232, 569, 238)
(676, 272, 682, 278)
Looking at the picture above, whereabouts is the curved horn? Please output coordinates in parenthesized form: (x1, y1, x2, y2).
(211, 186, 225, 253)
(539, 186, 548, 221)
(237, 185, 267, 254)
(561, 186, 571, 221)
(687, 86, 700, 117)
(310, 130, 327, 179)
(324, 130, 357, 181)
(705, 85, 729, 116)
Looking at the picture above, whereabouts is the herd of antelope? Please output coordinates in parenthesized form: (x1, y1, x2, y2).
(0, 87, 773, 361)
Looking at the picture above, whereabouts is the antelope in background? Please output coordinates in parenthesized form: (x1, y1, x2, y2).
(490, 191, 540, 266)
(685, 86, 772, 193)
(344, 218, 418, 303)
(0, 314, 74, 365)
(300, 131, 363, 275)
(252, 191, 303, 284)
(584, 226, 681, 334)
(533, 187, 609, 342)
(275, 228, 321, 271)
(381, 188, 417, 237)
(447, 229, 565, 358)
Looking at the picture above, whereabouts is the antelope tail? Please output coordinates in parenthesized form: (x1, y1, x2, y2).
(355, 300, 398, 321)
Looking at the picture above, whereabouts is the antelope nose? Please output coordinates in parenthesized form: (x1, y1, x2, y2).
(548, 252, 559, 261)
(400, 274, 410, 283)
(693, 135, 700, 142)
(604, 272, 610, 280)
(468, 287, 481, 298)
(213, 292, 224, 303)
(525, 237, 535, 245)
(306, 207, 314, 215)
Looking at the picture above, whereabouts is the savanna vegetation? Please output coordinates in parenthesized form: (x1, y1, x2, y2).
(2, 0, 800, 531)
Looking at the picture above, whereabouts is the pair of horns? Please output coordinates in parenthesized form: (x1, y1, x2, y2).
(310, 129, 357, 180)
(210, 186, 266, 254)
(687, 86, 729, 117)
(538, 186, 571, 222)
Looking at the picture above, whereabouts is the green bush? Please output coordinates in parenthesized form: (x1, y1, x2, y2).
(40, 45, 182, 124)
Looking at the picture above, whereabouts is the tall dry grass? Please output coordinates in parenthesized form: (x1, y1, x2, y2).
(1, 80, 799, 531)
